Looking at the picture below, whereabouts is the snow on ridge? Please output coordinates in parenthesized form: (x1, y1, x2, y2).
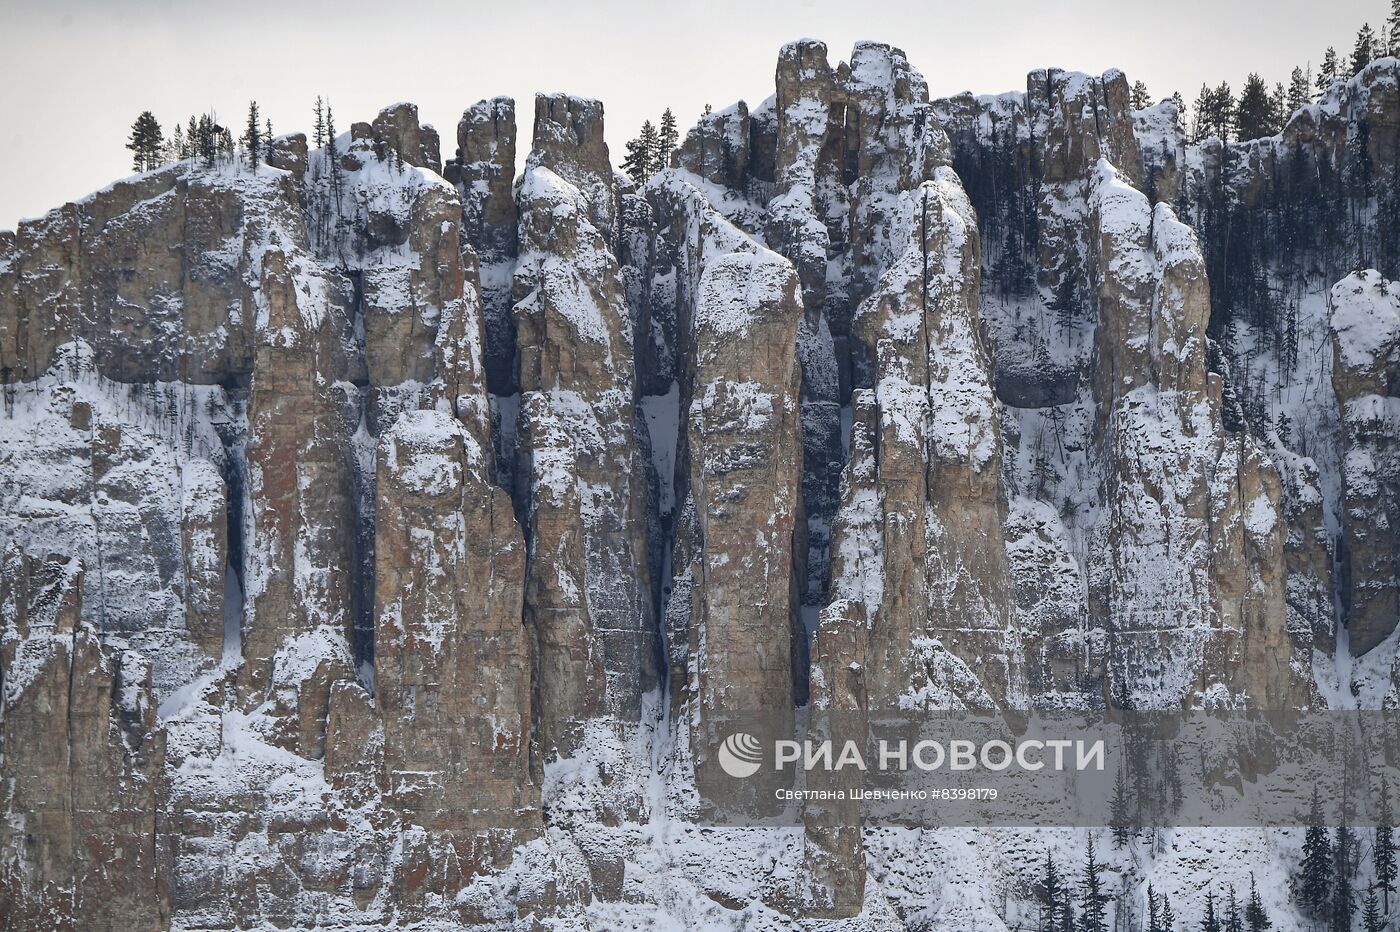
(695, 249, 792, 336)
(1330, 269, 1400, 373)
(515, 165, 616, 347)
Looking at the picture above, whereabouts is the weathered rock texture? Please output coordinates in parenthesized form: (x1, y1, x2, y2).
(934, 66, 1323, 710)
(828, 170, 1018, 711)
(370, 409, 534, 907)
(511, 99, 656, 754)
(0, 550, 166, 932)
(641, 174, 804, 763)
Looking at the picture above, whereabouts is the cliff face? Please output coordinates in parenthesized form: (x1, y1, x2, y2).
(1, 43, 1399, 931)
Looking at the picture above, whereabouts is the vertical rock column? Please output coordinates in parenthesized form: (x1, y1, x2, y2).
(835, 170, 1018, 711)
(1083, 161, 1306, 706)
(681, 248, 804, 710)
(371, 409, 534, 902)
(635, 176, 804, 815)
(1330, 270, 1400, 655)
(239, 206, 359, 755)
(512, 95, 655, 754)
(449, 98, 520, 398)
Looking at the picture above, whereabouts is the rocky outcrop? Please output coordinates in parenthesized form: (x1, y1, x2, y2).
(525, 94, 619, 245)
(1330, 270, 1400, 654)
(0, 343, 230, 701)
(0, 165, 270, 385)
(237, 175, 359, 738)
(511, 102, 656, 754)
(370, 102, 442, 173)
(0, 549, 166, 931)
(1031, 68, 1142, 188)
(832, 169, 1017, 710)
(4, 39, 1400, 931)
(659, 186, 804, 733)
(932, 69, 1318, 709)
(1082, 162, 1308, 707)
(370, 409, 535, 907)
(679, 41, 960, 634)
(448, 97, 520, 396)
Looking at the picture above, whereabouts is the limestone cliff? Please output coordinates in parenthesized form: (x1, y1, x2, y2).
(2, 39, 1399, 932)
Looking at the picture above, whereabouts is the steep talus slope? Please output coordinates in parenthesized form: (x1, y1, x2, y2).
(1, 41, 1399, 932)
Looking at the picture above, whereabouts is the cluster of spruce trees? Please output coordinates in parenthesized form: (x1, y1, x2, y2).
(305, 95, 354, 254)
(1038, 837, 1273, 932)
(1294, 786, 1398, 932)
(125, 102, 273, 173)
(1037, 837, 1112, 932)
(620, 108, 681, 184)
(1186, 1, 1400, 143)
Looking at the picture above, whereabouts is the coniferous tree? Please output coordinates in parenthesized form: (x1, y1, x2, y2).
(1281, 300, 1300, 372)
(1038, 851, 1063, 932)
(1389, 0, 1400, 56)
(314, 96, 326, 149)
(1270, 83, 1286, 131)
(168, 124, 186, 163)
(126, 111, 164, 172)
(195, 114, 219, 165)
(1244, 876, 1271, 932)
(1288, 66, 1312, 112)
(1354, 24, 1377, 75)
(621, 136, 651, 185)
(1201, 890, 1220, 932)
(1332, 802, 1356, 932)
(1363, 892, 1383, 932)
(656, 108, 678, 171)
(1163, 900, 1177, 932)
(243, 101, 262, 170)
(1210, 82, 1236, 141)
(1236, 74, 1274, 140)
(325, 103, 337, 157)
(1148, 885, 1162, 932)
(1301, 787, 1334, 915)
(185, 116, 198, 158)
(1191, 84, 1213, 142)
(1051, 273, 1079, 334)
(323, 102, 342, 236)
(1079, 835, 1109, 932)
(639, 120, 661, 175)
(1378, 780, 1397, 913)
(1110, 764, 1132, 848)
(1318, 47, 1340, 95)
(1224, 887, 1243, 932)
(1192, 82, 1237, 142)
(1171, 91, 1187, 125)
(1131, 80, 1152, 111)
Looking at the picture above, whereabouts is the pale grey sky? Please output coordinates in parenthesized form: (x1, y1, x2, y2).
(0, 0, 1385, 230)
